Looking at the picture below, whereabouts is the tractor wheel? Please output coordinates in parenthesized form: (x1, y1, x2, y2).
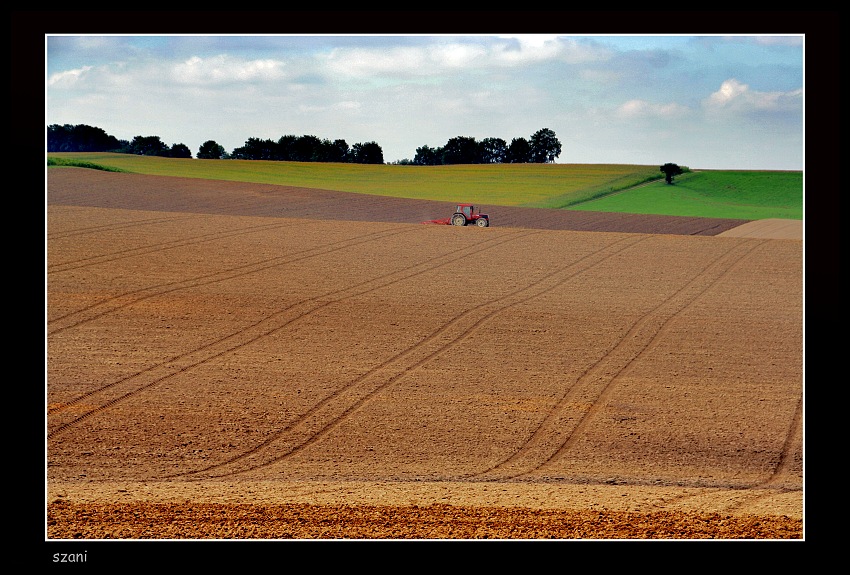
(451, 214, 467, 226)
(476, 218, 489, 228)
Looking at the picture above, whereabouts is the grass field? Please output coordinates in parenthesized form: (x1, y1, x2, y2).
(47, 153, 802, 220)
(570, 170, 803, 220)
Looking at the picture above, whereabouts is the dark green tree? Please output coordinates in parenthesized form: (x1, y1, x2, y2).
(129, 135, 168, 156)
(479, 137, 507, 164)
(660, 163, 684, 184)
(506, 137, 531, 163)
(413, 145, 441, 165)
(230, 137, 279, 160)
(197, 140, 225, 159)
(351, 141, 384, 164)
(276, 135, 298, 160)
(166, 143, 192, 158)
(48, 124, 122, 152)
(308, 138, 349, 162)
(291, 135, 322, 162)
(530, 128, 561, 163)
(441, 136, 480, 164)
(328, 139, 350, 163)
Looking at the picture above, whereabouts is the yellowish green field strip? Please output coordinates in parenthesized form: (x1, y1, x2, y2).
(47, 153, 801, 219)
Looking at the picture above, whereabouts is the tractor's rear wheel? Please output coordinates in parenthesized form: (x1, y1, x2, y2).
(476, 218, 489, 228)
(451, 214, 467, 226)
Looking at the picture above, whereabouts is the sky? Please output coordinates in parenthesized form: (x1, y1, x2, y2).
(45, 34, 804, 170)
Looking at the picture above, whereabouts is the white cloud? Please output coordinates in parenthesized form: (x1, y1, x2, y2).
(429, 43, 489, 69)
(706, 78, 748, 106)
(321, 36, 605, 80)
(170, 55, 286, 85)
(47, 66, 92, 87)
(498, 35, 559, 49)
(578, 68, 622, 84)
(615, 99, 689, 119)
(704, 79, 803, 113)
(496, 35, 613, 66)
(493, 35, 562, 65)
(323, 46, 431, 78)
(298, 100, 361, 114)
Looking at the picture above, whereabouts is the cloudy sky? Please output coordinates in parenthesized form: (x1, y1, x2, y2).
(46, 34, 803, 170)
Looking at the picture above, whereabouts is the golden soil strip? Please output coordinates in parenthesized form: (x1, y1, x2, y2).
(47, 500, 802, 539)
(717, 219, 802, 239)
(47, 480, 802, 520)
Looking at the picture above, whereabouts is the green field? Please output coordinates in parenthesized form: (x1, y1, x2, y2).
(47, 153, 802, 220)
(570, 170, 803, 220)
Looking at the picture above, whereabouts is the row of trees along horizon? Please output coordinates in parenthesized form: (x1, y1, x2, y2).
(47, 124, 563, 166)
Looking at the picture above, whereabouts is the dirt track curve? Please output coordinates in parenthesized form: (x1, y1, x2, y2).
(46, 168, 803, 542)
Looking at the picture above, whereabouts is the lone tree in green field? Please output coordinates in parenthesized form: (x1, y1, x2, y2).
(660, 163, 684, 184)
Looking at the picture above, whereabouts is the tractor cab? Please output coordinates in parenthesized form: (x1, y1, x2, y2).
(457, 204, 474, 218)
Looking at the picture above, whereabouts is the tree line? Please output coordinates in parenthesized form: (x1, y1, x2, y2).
(409, 128, 561, 165)
(47, 124, 195, 159)
(47, 124, 563, 165)
(226, 136, 384, 164)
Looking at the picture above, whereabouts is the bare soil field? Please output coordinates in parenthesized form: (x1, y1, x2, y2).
(46, 169, 803, 543)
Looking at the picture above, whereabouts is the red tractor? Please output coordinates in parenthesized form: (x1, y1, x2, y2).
(423, 204, 490, 227)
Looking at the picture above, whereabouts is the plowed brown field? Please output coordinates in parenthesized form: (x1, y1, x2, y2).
(46, 168, 804, 543)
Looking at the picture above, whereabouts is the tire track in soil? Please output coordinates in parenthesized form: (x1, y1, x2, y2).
(47, 224, 398, 335)
(717, 394, 804, 513)
(469, 238, 769, 482)
(47, 218, 313, 273)
(47, 228, 529, 437)
(47, 225, 422, 422)
(175, 234, 647, 480)
(596, 394, 802, 512)
(47, 213, 201, 241)
(760, 394, 804, 488)
(554, 319, 803, 511)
